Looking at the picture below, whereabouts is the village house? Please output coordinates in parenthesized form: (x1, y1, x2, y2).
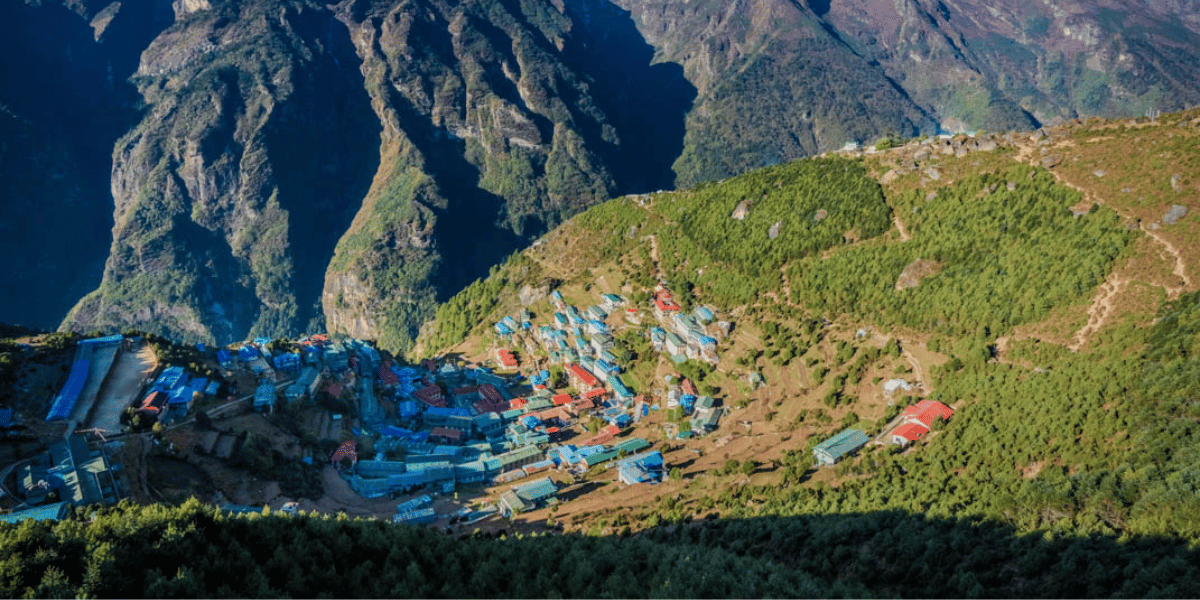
(814, 429, 870, 466)
(499, 477, 558, 517)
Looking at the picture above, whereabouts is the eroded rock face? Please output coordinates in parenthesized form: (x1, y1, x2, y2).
(63, 0, 625, 350)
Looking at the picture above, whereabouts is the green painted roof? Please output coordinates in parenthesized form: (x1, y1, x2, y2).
(815, 429, 869, 460)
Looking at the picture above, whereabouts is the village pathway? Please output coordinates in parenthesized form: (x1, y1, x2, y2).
(88, 342, 157, 432)
(1143, 227, 1193, 297)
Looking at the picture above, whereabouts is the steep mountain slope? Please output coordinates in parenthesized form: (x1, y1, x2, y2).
(61, 0, 633, 348)
(4, 0, 1199, 353)
(0, 0, 173, 329)
(606, 0, 1200, 184)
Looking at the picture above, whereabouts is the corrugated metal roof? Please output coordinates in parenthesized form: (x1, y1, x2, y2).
(0, 502, 70, 524)
(815, 429, 869, 461)
(515, 477, 557, 502)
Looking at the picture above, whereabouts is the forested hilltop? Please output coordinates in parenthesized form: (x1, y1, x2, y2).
(414, 110, 1200, 589)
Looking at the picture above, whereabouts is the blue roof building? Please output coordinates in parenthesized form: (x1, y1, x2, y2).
(0, 502, 70, 524)
(217, 349, 232, 367)
(253, 383, 276, 412)
(609, 376, 635, 400)
(273, 352, 301, 373)
(238, 346, 258, 361)
(0, 407, 13, 428)
(618, 451, 664, 485)
(46, 360, 90, 421)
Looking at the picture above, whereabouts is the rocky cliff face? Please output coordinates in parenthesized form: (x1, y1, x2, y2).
(607, 0, 1200, 184)
(4, 0, 1199, 352)
(59, 0, 627, 348)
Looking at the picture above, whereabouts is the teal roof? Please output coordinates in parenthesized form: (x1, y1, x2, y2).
(515, 477, 558, 502)
(0, 502, 70, 524)
(814, 429, 869, 462)
(612, 437, 650, 454)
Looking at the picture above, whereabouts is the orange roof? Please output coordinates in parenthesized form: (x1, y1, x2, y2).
(681, 379, 697, 396)
(902, 400, 954, 428)
(893, 422, 929, 442)
(566, 364, 600, 389)
(510, 397, 528, 409)
(584, 388, 608, 399)
(552, 393, 574, 406)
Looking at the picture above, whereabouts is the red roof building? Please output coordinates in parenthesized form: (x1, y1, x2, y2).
(566, 363, 600, 390)
(325, 383, 343, 399)
(496, 348, 519, 369)
(552, 393, 574, 406)
(584, 388, 608, 401)
(377, 365, 399, 385)
(139, 391, 168, 414)
(902, 400, 954, 428)
(653, 291, 681, 313)
(574, 397, 597, 411)
(892, 422, 930, 445)
(509, 397, 528, 410)
(681, 379, 697, 396)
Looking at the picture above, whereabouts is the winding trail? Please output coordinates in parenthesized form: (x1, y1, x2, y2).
(1010, 144, 1194, 349)
(1069, 277, 1128, 352)
(1142, 228, 1192, 298)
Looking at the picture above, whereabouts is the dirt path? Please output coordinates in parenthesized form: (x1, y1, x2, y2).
(88, 343, 156, 432)
(1142, 228, 1192, 298)
(647, 234, 664, 283)
(1013, 148, 1196, 343)
(1069, 277, 1127, 351)
(893, 212, 911, 242)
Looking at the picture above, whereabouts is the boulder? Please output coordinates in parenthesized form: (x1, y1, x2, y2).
(1163, 204, 1188, 225)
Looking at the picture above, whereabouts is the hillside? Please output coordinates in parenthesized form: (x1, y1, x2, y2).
(419, 109, 1200, 542)
(4, 0, 1200, 350)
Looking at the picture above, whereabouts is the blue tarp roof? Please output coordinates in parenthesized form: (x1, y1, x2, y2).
(0, 408, 13, 428)
(425, 406, 470, 417)
(217, 349, 232, 362)
(78, 334, 123, 346)
(0, 502, 70, 524)
(46, 360, 90, 421)
(205, 381, 221, 395)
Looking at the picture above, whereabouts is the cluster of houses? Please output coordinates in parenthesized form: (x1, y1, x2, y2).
(137, 365, 222, 423)
(647, 286, 730, 365)
(813, 399, 955, 466)
(662, 376, 722, 438)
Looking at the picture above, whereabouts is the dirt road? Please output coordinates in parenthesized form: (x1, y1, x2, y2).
(88, 343, 157, 432)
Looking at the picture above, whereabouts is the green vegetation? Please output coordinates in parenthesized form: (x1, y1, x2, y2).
(790, 165, 1134, 336)
(424, 253, 537, 351)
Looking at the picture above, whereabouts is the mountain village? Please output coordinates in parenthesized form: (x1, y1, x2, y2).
(0, 278, 951, 527)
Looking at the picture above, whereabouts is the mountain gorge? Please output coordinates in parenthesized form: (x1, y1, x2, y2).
(2, 0, 1199, 351)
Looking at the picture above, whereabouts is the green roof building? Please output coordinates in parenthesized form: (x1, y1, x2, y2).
(814, 429, 870, 466)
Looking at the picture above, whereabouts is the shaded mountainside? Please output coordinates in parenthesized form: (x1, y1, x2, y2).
(2, 0, 1199, 351)
(58, 0, 651, 349)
